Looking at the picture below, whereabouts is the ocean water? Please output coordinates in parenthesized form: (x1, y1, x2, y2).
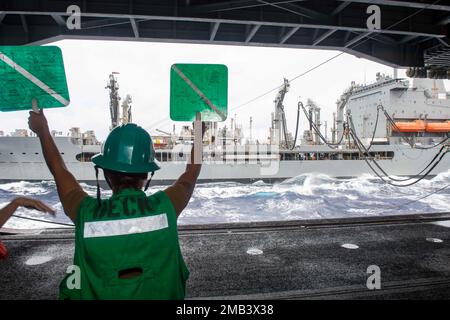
(1, 170, 450, 229)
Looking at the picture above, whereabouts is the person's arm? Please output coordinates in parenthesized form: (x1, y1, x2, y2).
(0, 197, 55, 228)
(28, 110, 86, 223)
(165, 123, 205, 218)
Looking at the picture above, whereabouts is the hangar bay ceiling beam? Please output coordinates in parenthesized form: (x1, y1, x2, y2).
(0, 0, 448, 70)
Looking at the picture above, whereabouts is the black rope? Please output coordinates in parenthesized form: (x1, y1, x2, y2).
(382, 108, 416, 147)
(289, 102, 301, 150)
(415, 135, 449, 150)
(279, 102, 301, 150)
(146, 1, 443, 133)
(350, 130, 448, 187)
(11, 214, 74, 227)
(231, 0, 442, 113)
(349, 117, 446, 181)
(349, 116, 446, 182)
(389, 183, 450, 210)
(366, 106, 381, 151)
(381, 106, 449, 149)
(231, 52, 345, 113)
(281, 106, 289, 148)
(301, 103, 345, 149)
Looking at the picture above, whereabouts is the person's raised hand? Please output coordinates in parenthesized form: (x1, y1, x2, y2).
(28, 109, 49, 137)
(13, 197, 56, 215)
(192, 121, 207, 138)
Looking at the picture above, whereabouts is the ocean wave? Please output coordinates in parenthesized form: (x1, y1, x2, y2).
(0, 181, 52, 195)
(2, 170, 450, 228)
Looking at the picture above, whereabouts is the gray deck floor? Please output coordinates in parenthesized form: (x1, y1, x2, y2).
(1, 213, 450, 299)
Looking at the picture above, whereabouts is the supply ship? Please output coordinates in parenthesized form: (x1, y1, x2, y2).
(1, 73, 449, 184)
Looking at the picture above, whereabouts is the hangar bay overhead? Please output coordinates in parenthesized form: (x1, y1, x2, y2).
(0, 0, 449, 77)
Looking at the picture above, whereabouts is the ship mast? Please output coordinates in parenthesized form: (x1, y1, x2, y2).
(106, 73, 133, 130)
(121, 94, 133, 125)
(106, 72, 121, 130)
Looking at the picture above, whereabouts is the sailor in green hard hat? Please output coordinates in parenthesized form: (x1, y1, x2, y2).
(28, 109, 205, 300)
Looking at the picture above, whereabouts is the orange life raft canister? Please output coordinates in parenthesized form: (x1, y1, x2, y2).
(425, 121, 450, 133)
(392, 120, 426, 132)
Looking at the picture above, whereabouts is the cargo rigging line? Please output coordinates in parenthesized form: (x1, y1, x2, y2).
(349, 104, 449, 151)
(282, 101, 301, 150)
(300, 101, 449, 185)
(229, 0, 442, 114)
(381, 106, 449, 150)
(348, 121, 449, 187)
(351, 130, 448, 183)
(348, 114, 449, 181)
(300, 102, 345, 149)
(146, 0, 443, 134)
(304, 98, 448, 164)
(365, 106, 381, 151)
(350, 130, 448, 187)
(300, 96, 449, 185)
(388, 183, 450, 210)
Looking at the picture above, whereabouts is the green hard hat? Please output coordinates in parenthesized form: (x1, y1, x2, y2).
(92, 123, 160, 174)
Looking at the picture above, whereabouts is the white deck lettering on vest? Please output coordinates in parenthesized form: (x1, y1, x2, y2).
(83, 213, 168, 238)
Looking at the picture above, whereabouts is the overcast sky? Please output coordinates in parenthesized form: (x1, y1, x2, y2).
(1, 39, 448, 142)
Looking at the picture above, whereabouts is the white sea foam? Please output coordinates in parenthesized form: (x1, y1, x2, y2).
(0, 181, 50, 195)
(2, 170, 450, 228)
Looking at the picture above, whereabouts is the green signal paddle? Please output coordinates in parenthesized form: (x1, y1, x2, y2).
(0, 46, 70, 112)
(170, 63, 228, 164)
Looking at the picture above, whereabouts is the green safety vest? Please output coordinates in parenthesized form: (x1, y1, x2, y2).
(59, 188, 189, 300)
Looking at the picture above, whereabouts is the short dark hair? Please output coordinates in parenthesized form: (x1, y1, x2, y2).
(103, 169, 148, 190)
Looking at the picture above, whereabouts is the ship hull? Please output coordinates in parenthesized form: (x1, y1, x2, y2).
(1, 136, 449, 184)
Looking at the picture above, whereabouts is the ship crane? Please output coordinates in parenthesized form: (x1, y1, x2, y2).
(270, 78, 291, 148)
(335, 84, 354, 143)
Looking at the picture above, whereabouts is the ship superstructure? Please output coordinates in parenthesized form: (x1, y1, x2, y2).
(1, 73, 449, 184)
